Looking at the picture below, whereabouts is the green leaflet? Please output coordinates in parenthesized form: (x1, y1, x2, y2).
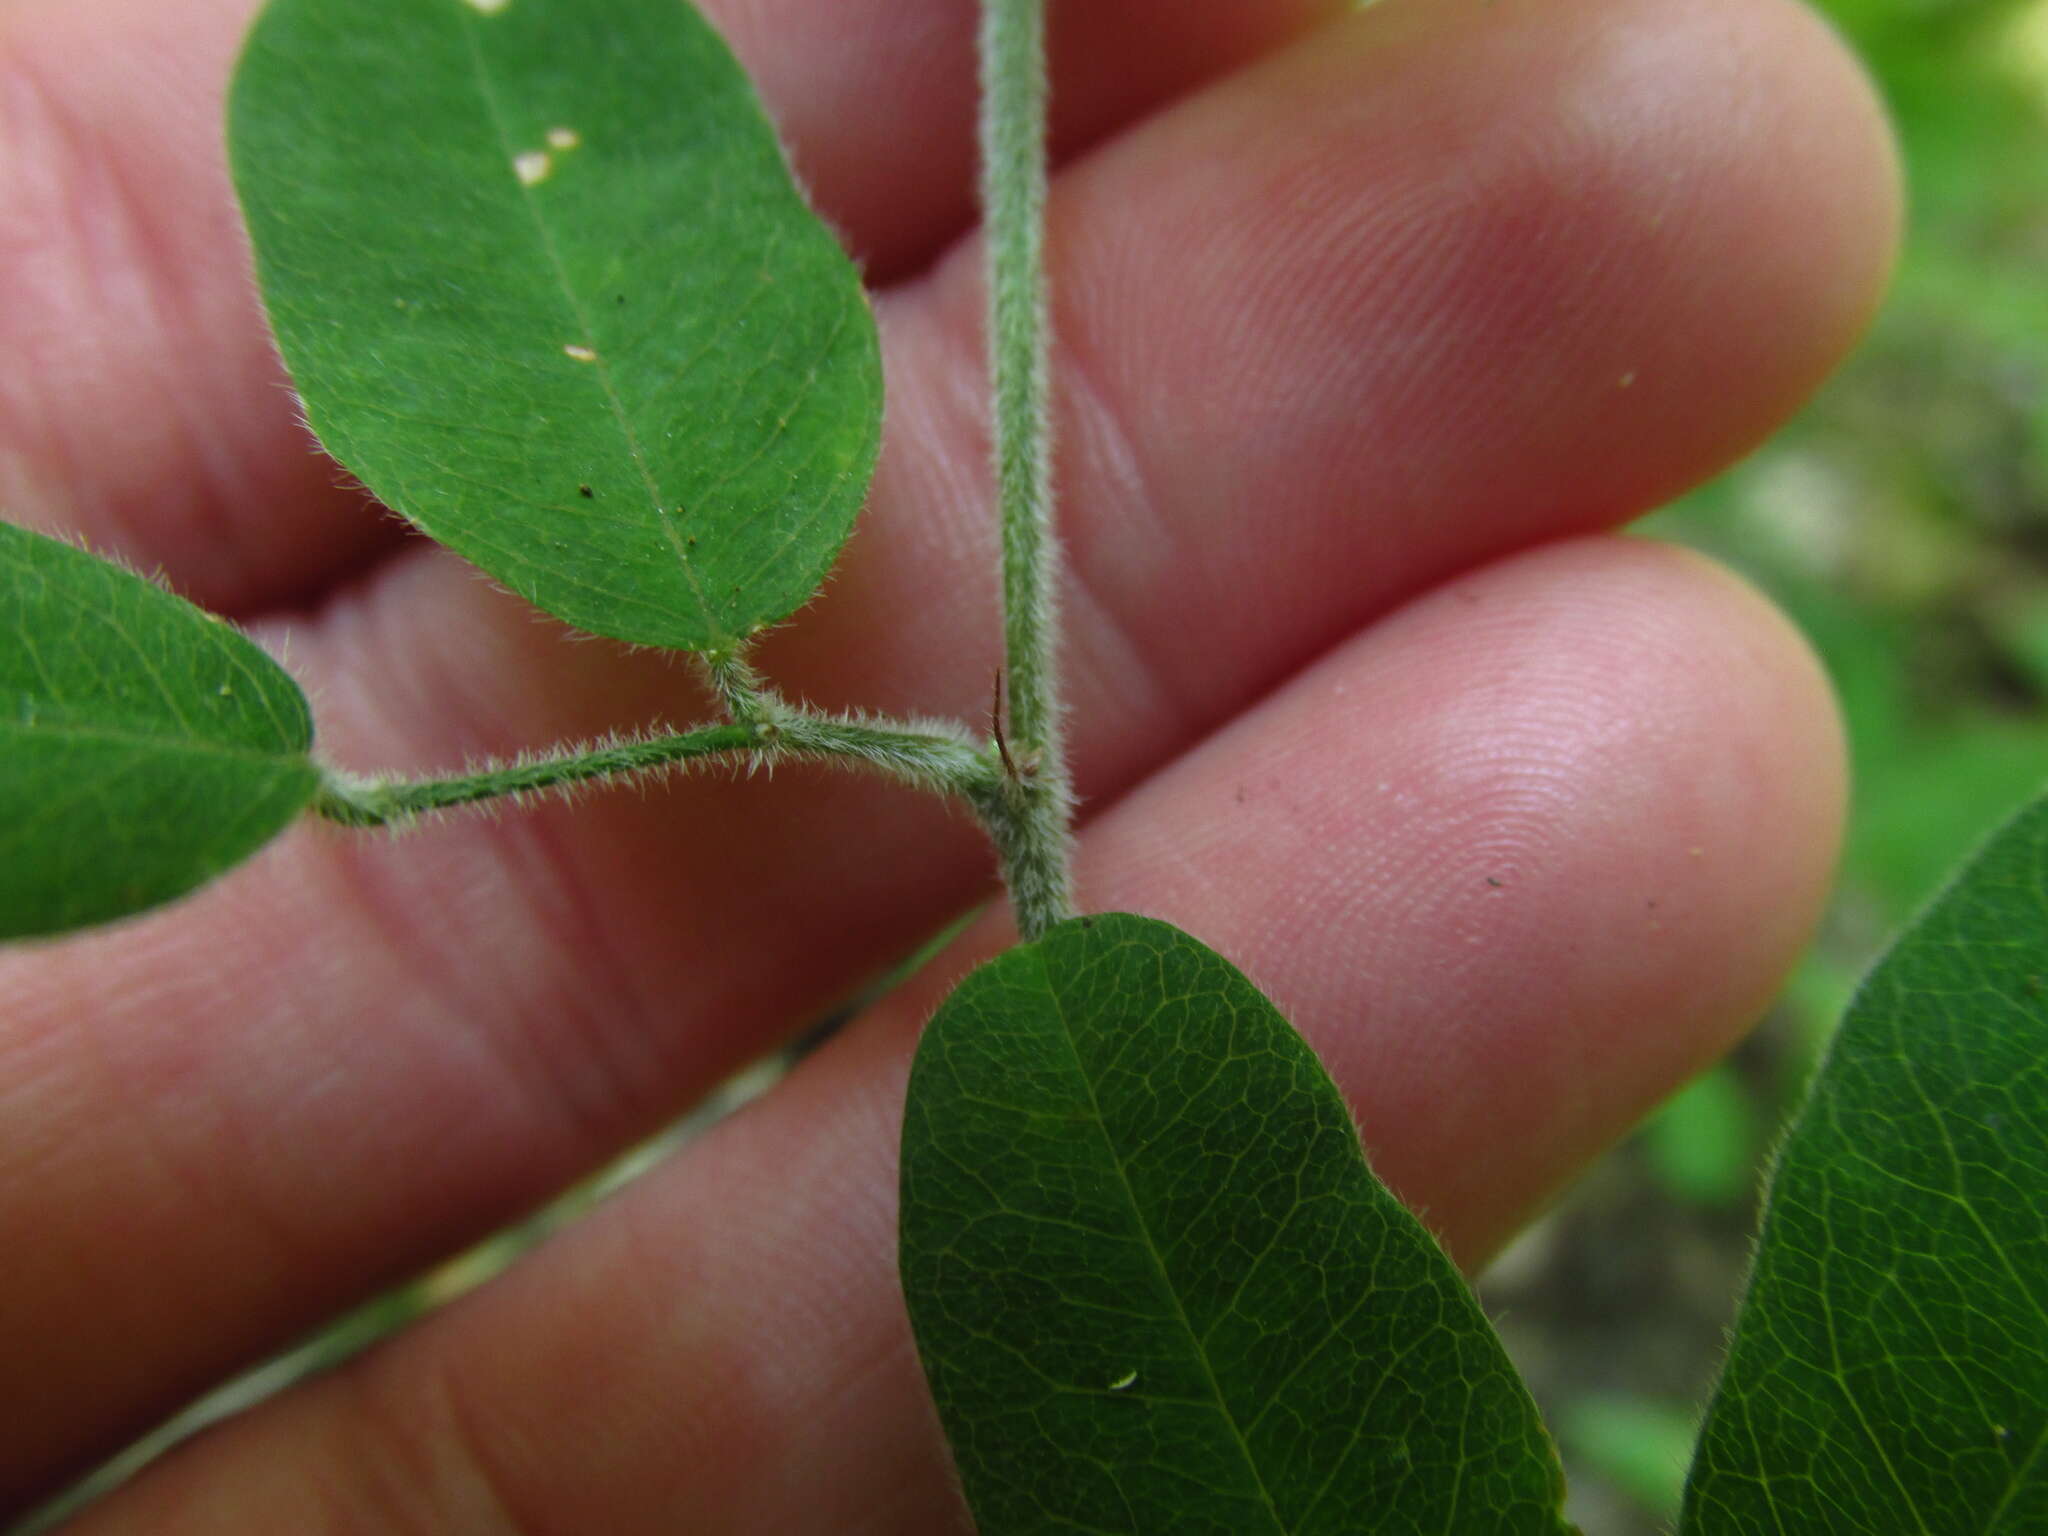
(229, 0, 881, 654)
(900, 913, 1574, 1535)
(0, 523, 316, 940)
(1683, 793, 2048, 1533)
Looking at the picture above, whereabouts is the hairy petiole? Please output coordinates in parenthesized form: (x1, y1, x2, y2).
(313, 704, 1003, 829)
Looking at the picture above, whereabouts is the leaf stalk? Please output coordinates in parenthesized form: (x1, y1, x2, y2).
(312, 707, 1000, 828)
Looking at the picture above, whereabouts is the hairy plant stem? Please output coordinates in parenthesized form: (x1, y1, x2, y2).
(311, 725, 755, 824)
(313, 637, 1007, 828)
(980, 0, 1075, 940)
(703, 646, 773, 723)
(312, 707, 1000, 828)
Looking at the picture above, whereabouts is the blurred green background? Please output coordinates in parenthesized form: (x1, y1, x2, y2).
(1480, 1, 2048, 1529)
(17, 1, 2048, 1530)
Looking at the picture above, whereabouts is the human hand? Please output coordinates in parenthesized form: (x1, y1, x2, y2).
(0, 0, 1896, 1527)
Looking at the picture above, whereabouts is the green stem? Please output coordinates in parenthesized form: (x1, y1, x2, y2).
(313, 710, 999, 828)
(703, 646, 772, 724)
(981, 0, 1075, 939)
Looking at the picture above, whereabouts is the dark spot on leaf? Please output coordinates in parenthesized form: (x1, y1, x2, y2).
(578, 484, 594, 498)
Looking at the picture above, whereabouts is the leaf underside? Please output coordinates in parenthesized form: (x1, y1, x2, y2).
(229, 0, 882, 653)
(1683, 793, 2048, 1533)
(0, 523, 316, 940)
(901, 913, 1574, 1535)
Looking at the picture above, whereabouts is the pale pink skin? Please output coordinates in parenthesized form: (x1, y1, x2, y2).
(0, 0, 1898, 1527)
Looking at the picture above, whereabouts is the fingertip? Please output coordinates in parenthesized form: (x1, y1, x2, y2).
(1343, 0, 1904, 515)
(1069, 535, 1846, 1265)
(1559, 0, 1904, 471)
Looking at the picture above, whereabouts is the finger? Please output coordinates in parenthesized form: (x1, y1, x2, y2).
(63, 538, 1845, 1534)
(0, 0, 1896, 1503)
(0, 0, 1340, 611)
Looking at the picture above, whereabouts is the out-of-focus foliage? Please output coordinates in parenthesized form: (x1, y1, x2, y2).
(1639, 1064, 1755, 1210)
(1560, 1395, 1698, 1525)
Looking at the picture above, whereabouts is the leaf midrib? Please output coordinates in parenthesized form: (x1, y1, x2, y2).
(1039, 943, 1293, 1536)
(455, 8, 723, 645)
